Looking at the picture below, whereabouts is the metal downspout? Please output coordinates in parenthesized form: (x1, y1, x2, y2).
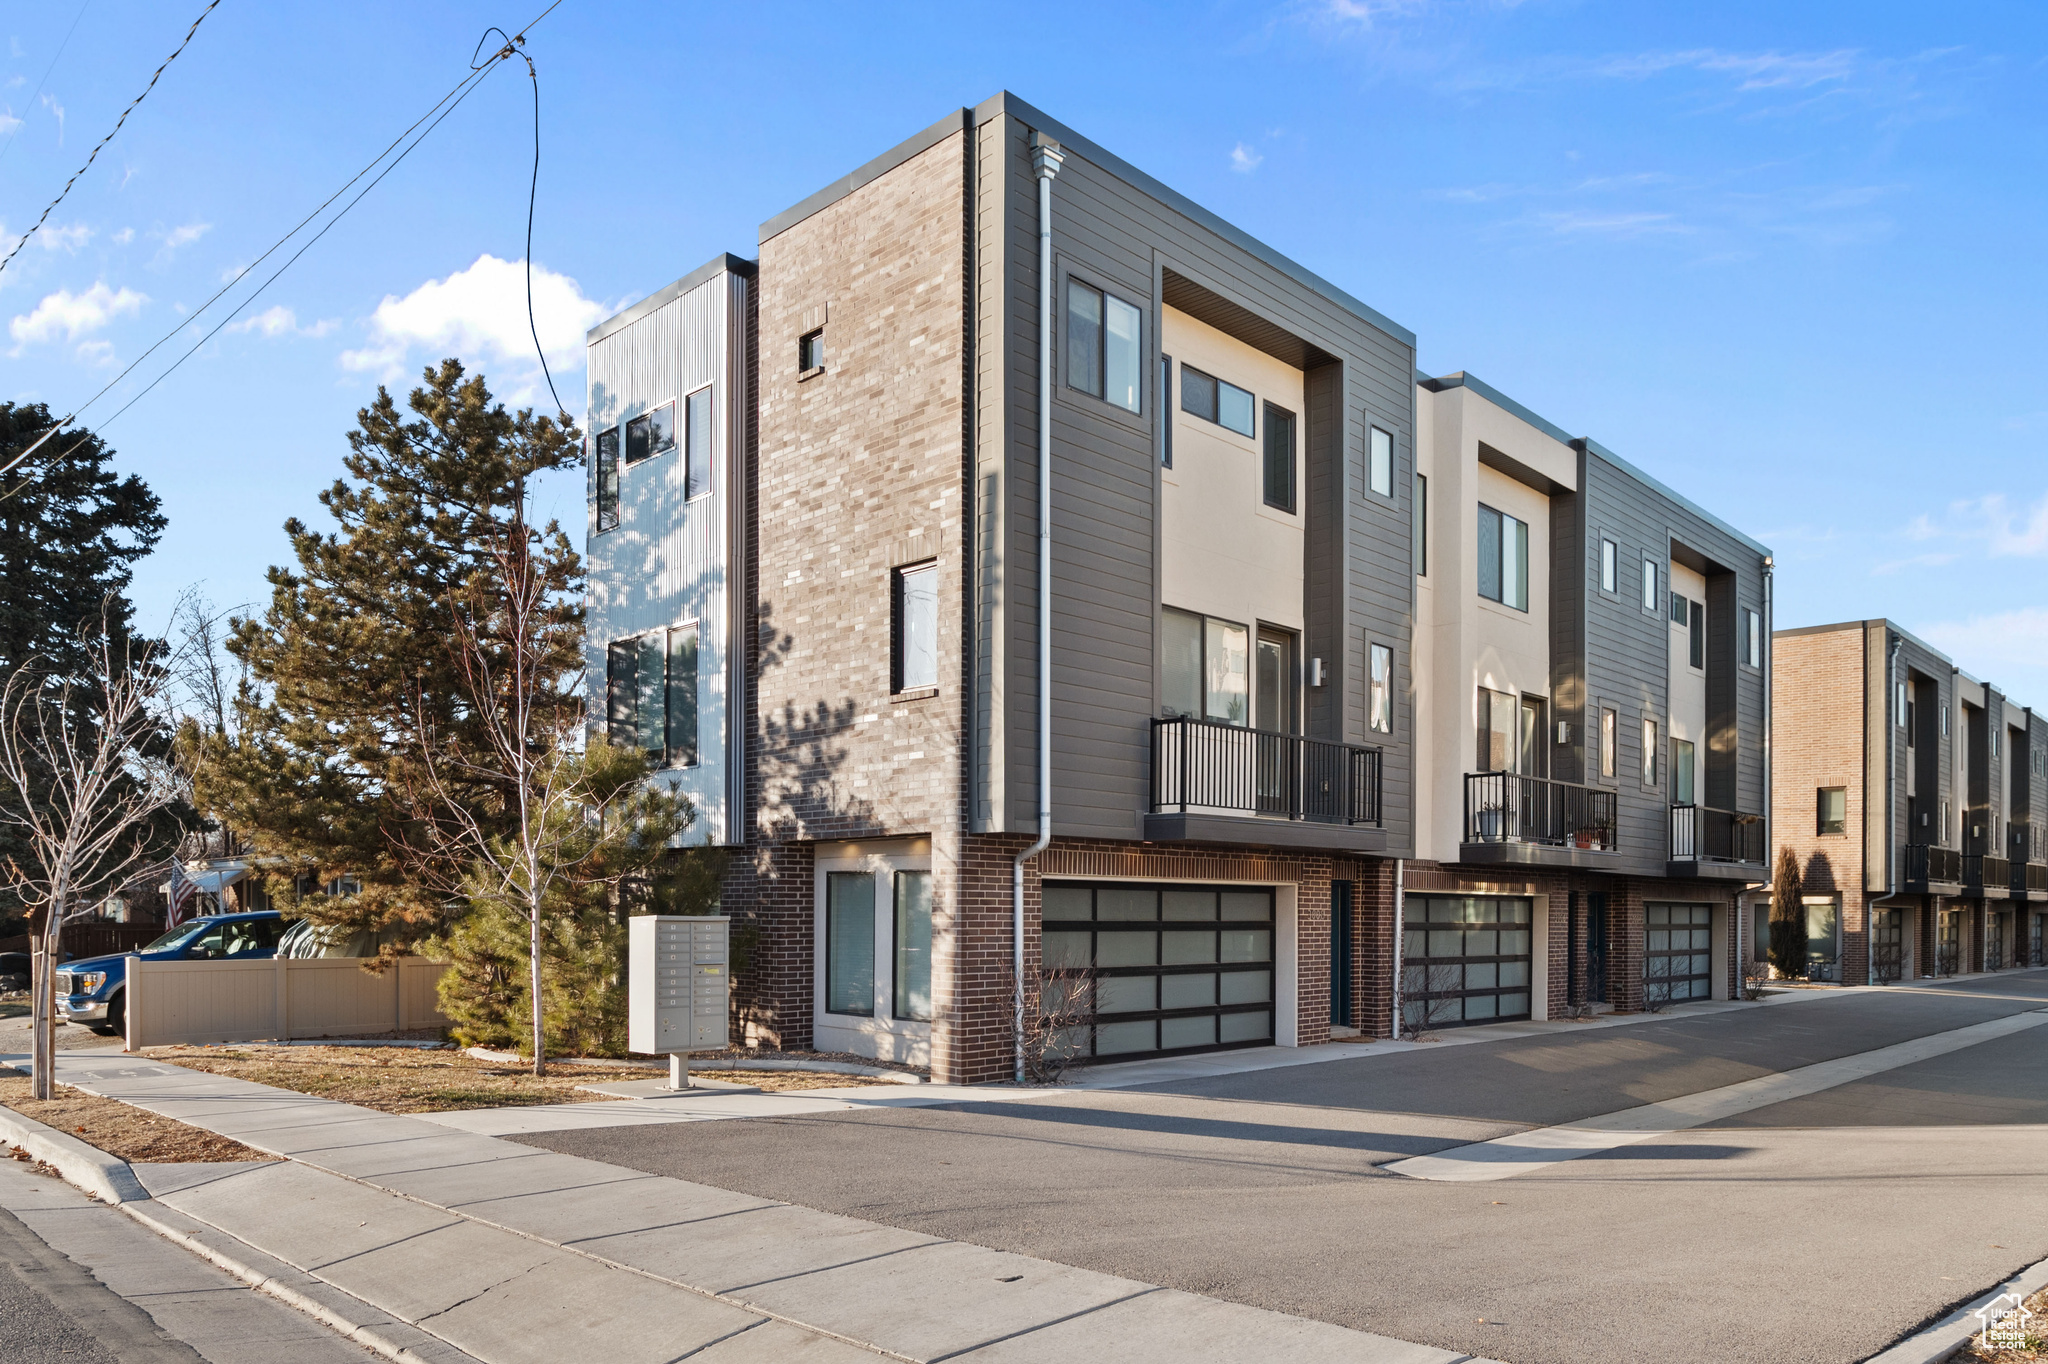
(1390, 858, 1405, 1037)
(1015, 134, 1062, 1083)
(1757, 556, 1774, 980)
(1888, 632, 1902, 901)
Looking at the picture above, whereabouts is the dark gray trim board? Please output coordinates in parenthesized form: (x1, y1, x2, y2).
(1664, 860, 1767, 882)
(1142, 813, 1390, 855)
(588, 253, 756, 346)
(1456, 843, 1626, 871)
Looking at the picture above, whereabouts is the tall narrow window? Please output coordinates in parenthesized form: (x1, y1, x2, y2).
(1477, 687, 1516, 772)
(1414, 473, 1428, 576)
(1162, 606, 1202, 720)
(665, 625, 698, 768)
(1254, 629, 1293, 733)
(1065, 279, 1141, 413)
(893, 562, 939, 693)
(1263, 403, 1296, 513)
(1818, 787, 1848, 835)
(1369, 643, 1393, 734)
(1205, 617, 1249, 725)
(1670, 590, 1689, 625)
(594, 427, 620, 533)
(684, 385, 713, 500)
(1641, 717, 1658, 786)
(1747, 609, 1762, 668)
(1601, 539, 1617, 593)
(1180, 365, 1254, 437)
(1672, 738, 1696, 804)
(1642, 559, 1658, 613)
(1160, 354, 1174, 467)
(1600, 707, 1617, 779)
(1896, 682, 1908, 726)
(1689, 600, 1705, 670)
(798, 329, 825, 374)
(1477, 504, 1529, 611)
(826, 872, 875, 1017)
(636, 632, 666, 760)
(605, 640, 635, 744)
(893, 871, 933, 1022)
(1369, 426, 1393, 498)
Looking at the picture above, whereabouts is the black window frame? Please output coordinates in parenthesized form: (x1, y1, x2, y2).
(594, 427, 620, 534)
(892, 560, 940, 695)
(1414, 472, 1428, 576)
(1477, 503, 1529, 612)
(1064, 277, 1143, 415)
(798, 329, 825, 377)
(1818, 786, 1848, 835)
(1179, 364, 1254, 438)
(1262, 401, 1296, 513)
(625, 401, 675, 467)
(605, 624, 699, 769)
(1689, 599, 1705, 670)
(1160, 353, 1173, 467)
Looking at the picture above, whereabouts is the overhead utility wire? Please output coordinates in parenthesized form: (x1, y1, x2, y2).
(0, 0, 93, 168)
(0, 0, 567, 490)
(0, 0, 219, 275)
(469, 18, 565, 415)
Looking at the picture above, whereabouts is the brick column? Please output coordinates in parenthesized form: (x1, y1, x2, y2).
(938, 832, 1033, 1086)
(731, 840, 815, 1052)
(1611, 879, 1645, 1012)
(1352, 859, 1395, 1039)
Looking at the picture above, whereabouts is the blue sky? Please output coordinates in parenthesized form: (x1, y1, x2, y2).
(5, 1, 2046, 700)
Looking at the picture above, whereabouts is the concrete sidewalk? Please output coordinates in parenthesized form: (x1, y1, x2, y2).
(31, 1049, 1493, 1364)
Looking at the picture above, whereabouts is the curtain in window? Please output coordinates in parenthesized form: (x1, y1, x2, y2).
(826, 872, 875, 1017)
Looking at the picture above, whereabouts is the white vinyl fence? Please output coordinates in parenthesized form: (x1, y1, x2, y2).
(126, 956, 450, 1048)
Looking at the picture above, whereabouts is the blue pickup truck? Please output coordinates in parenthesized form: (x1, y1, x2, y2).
(56, 911, 292, 1035)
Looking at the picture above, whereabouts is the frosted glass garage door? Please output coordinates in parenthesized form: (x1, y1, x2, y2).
(1645, 902, 1713, 1004)
(1402, 895, 1532, 1028)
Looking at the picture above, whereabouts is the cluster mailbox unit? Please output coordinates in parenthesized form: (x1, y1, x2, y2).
(628, 915, 731, 1089)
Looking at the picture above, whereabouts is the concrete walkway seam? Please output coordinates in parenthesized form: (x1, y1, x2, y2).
(1862, 1252, 2048, 1364)
(119, 1196, 483, 1364)
(0, 1103, 151, 1204)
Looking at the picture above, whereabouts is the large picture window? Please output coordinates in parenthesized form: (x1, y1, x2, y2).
(893, 562, 939, 693)
(825, 872, 875, 1017)
(893, 871, 933, 1022)
(594, 427, 620, 533)
(1477, 504, 1529, 611)
(1262, 403, 1296, 513)
(1066, 279, 1142, 413)
(605, 624, 698, 769)
(1162, 607, 1249, 726)
(1180, 365, 1255, 437)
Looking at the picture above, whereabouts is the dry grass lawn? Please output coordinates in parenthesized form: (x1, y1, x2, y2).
(1956, 1284, 2048, 1362)
(0, 1072, 268, 1164)
(145, 1044, 889, 1114)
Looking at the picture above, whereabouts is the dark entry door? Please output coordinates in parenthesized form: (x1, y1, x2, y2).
(1330, 881, 1354, 1029)
(1873, 909, 1905, 983)
(1936, 911, 1961, 976)
(1585, 893, 1608, 1004)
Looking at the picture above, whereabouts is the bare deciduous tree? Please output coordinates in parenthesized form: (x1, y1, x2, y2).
(1398, 962, 1466, 1041)
(1014, 966, 1095, 1084)
(0, 609, 185, 1098)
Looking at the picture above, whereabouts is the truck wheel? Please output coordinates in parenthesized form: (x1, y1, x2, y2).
(93, 992, 125, 1036)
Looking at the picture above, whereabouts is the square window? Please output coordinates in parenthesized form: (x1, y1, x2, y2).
(1601, 539, 1617, 593)
(1818, 786, 1848, 835)
(825, 872, 875, 1016)
(1477, 504, 1529, 611)
(593, 427, 620, 533)
(1263, 403, 1296, 512)
(893, 562, 939, 693)
(1065, 279, 1142, 413)
(1369, 426, 1393, 498)
(684, 386, 713, 500)
(1369, 642, 1392, 734)
(799, 330, 825, 374)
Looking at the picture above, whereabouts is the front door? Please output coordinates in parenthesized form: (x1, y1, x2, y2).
(1253, 628, 1294, 813)
(1585, 893, 1609, 1003)
(1987, 910, 2011, 970)
(1873, 909, 1905, 984)
(1937, 910, 1961, 976)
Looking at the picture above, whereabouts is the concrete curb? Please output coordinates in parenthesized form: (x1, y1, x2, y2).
(121, 1198, 478, 1364)
(1864, 1255, 2048, 1364)
(0, 1103, 150, 1205)
(464, 1045, 926, 1082)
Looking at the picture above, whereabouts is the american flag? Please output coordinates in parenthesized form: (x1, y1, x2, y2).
(166, 863, 198, 927)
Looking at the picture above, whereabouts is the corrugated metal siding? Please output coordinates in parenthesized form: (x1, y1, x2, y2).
(584, 272, 736, 843)
(976, 110, 1417, 848)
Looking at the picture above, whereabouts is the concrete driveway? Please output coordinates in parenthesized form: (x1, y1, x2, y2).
(516, 971, 2048, 1364)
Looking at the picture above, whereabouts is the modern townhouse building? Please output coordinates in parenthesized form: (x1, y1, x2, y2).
(1770, 620, 2048, 985)
(582, 93, 1777, 1085)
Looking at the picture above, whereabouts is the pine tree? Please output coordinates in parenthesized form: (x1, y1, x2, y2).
(194, 361, 582, 949)
(1769, 844, 1805, 979)
(0, 404, 172, 930)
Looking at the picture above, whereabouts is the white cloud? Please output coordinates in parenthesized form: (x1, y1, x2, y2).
(156, 222, 210, 256)
(341, 254, 609, 402)
(1905, 492, 2048, 558)
(8, 282, 147, 353)
(228, 305, 337, 339)
(75, 338, 114, 365)
(41, 93, 62, 144)
(1923, 609, 2048, 697)
(112, 227, 134, 245)
(1230, 142, 1263, 174)
(0, 109, 20, 137)
(1528, 209, 1691, 237)
(38, 221, 91, 252)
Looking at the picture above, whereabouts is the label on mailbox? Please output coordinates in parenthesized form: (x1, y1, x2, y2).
(628, 916, 730, 1057)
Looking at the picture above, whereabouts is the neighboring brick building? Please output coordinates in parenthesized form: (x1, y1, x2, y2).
(1767, 620, 2048, 986)
(582, 94, 1784, 1084)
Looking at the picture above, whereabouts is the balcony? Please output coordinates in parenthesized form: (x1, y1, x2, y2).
(1903, 843, 1963, 894)
(1459, 771, 1617, 869)
(1146, 717, 1384, 851)
(1963, 853, 2012, 899)
(1667, 804, 1766, 880)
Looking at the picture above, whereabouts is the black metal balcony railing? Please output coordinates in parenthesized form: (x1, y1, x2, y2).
(2028, 862, 2048, 894)
(1151, 717, 1382, 826)
(1905, 843, 1962, 886)
(1669, 804, 1765, 864)
(1964, 854, 2010, 892)
(1462, 771, 1617, 850)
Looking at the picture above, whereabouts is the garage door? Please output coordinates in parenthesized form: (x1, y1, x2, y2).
(1401, 895, 1532, 1029)
(1041, 882, 1274, 1061)
(1645, 902, 1712, 1004)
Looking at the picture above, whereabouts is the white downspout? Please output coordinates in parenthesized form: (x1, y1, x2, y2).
(1016, 134, 1062, 1083)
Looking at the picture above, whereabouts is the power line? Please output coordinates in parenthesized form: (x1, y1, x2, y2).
(519, 51, 565, 416)
(0, 0, 569, 491)
(0, 0, 219, 276)
(0, 0, 92, 169)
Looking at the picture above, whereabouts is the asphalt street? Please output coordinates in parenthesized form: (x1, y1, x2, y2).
(518, 971, 2048, 1364)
